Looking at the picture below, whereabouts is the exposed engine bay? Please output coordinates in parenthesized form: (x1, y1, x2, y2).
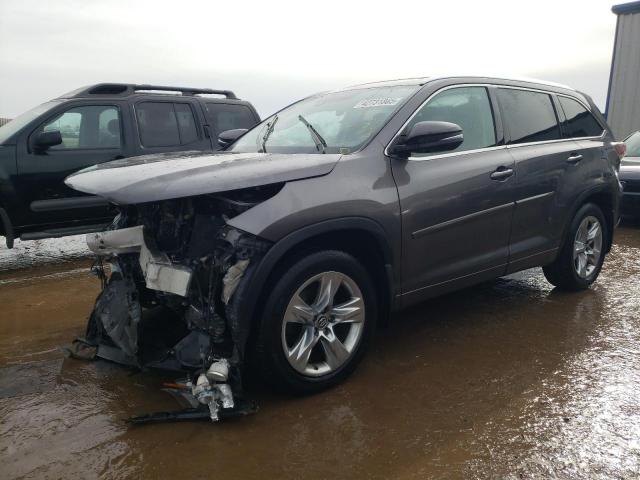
(71, 184, 282, 422)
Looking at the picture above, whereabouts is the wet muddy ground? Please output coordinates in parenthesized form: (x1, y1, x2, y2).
(1, 226, 639, 479)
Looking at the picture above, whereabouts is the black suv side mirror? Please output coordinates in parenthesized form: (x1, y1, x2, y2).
(218, 128, 248, 149)
(33, 130, 63, 151)
(388, 121, 463, 157)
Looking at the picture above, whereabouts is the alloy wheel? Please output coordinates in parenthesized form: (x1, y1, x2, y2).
(281, 271, 365, 377)
(573, 215, 603, 279)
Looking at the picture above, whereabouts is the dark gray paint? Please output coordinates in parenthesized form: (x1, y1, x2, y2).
(67, 76, 623, 311)
(65, 151, 341, 204)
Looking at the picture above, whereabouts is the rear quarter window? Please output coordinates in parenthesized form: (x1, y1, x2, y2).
(497, 89, 561, 144)
(558, 96, 603, 138)
(205, 103, 256, 138)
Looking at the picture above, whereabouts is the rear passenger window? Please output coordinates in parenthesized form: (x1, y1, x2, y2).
(136, 102, 199, 148)
(174, 104, 198, 144)
(497, 89, 561, 144)
(205, 103, 256, 138)
(406, 86, 496, 157)
(558, 97, 603, 138)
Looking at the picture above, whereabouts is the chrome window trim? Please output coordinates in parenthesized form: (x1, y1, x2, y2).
(384, 82, 607, 160)
(505, 136, 603, 150)
(406, 145, 507, 162)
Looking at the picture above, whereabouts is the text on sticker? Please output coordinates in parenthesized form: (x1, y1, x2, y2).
(353, 98, 402, 108)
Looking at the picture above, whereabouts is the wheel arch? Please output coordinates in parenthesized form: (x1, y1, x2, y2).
(238, 217, 396, 337)
(563, 185, 618, 254)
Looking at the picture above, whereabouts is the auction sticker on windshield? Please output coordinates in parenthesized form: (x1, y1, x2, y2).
(353, 97, 402, 108)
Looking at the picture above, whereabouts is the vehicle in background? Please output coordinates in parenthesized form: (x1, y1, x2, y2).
(620, 131, 640, 217)
(65, 76, 623, 421)
(0, 84, 260, 248)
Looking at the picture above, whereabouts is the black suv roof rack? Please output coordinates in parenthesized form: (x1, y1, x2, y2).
(65, 83, 238, 99)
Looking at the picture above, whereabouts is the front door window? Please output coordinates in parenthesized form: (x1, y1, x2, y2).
(39, 105, 121, 149)
(407, 86, 497, 157)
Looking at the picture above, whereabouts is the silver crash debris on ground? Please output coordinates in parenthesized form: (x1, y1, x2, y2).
(67, 189, 280, 422)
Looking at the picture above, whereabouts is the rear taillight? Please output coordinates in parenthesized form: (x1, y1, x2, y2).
(613, 142, 627, 159)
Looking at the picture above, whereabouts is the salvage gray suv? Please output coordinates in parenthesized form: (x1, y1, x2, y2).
(66, 76, 624, 421)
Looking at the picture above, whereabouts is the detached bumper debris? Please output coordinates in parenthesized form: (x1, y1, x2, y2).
(127, 400, 258, 425)
(126, 365, 258, 425)
(73, 196, 273, 423)
(62, 338, 98, 361)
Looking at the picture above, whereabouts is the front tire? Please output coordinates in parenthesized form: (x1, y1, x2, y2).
(255, 250, 377, 394)
(543, 203, 607, 291)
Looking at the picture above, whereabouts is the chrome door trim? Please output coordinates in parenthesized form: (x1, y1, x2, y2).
(514, 191, 555, 205)
(411, 202, 513, 239)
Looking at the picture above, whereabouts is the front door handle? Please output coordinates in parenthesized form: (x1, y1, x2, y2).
(567, 153, 583, 164)
(490, 166, 514, 181)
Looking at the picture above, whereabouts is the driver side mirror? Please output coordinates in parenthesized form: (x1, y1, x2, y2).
(388, 121, 463, 158)
(33, 130, 63, 152)
(218, 128, 248, 149)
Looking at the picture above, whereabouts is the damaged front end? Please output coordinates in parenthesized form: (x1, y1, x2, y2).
(73, 187, 277, 422)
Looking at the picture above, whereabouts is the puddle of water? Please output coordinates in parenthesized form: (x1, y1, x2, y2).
(0, 226, 638, 479)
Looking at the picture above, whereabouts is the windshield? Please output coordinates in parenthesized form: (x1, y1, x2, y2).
(0, 101, 61, 144)
(230, 85, 420, 154)
(625, 131, 640, 158)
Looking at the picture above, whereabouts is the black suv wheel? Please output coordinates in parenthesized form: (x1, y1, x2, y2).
(543, 203, 607, 291)
(255, 250, 377, 394)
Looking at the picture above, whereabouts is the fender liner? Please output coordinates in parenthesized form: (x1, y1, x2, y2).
(236, 217, 396, 342)
(0, 207, 14, 248)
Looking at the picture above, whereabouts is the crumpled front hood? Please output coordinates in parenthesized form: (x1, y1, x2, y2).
(65, 151, 341, 204)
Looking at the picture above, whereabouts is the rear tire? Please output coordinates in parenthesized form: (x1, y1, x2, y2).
(255, 250, 377, 394)
(543, 203, 607, 291)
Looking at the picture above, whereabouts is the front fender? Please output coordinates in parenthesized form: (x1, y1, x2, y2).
(234, 217, 396, 342)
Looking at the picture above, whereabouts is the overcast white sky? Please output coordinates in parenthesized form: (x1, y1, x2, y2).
(0, 0, 619, 119)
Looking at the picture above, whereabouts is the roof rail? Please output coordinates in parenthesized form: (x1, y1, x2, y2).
(132, 84, 237, 99)
(76, 83, 237, 99)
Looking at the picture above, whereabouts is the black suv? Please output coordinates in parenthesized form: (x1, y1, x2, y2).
(0, 84, 260, 247)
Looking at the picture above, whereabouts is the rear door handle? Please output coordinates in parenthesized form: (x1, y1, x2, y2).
(567, 154, 583, 164)
(490, 167, 514, 180)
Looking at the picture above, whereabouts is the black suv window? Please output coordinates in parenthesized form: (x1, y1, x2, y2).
(558, 96, 603, 138)
(174, 103, 198, 144)
(407, 86, 496, 157)
(39, 105, 121, 149)
(497, 89, 561, 144)
(136, 102, 199, 147)
(205, 103, 256, 138)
